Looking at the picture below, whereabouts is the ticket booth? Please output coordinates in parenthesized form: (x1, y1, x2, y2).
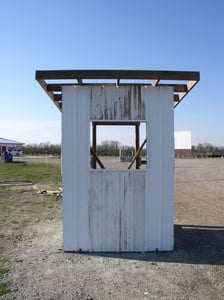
(36, 69, 199, 252)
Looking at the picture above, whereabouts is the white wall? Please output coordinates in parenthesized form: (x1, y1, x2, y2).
(90, 170, 146, 251)
(144, 87, 174, 251)
(62, 86, 174, 251)
(90, 85, 145, 121)
(62, 86, 90, 251)
(175, 131, 192, 149)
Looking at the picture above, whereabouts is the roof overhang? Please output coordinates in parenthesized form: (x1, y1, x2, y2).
(0, 137, 24, 146)
(36, 69, 200, 111)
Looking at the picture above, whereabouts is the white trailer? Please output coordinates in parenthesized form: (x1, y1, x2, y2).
(0, 137, 24, 160)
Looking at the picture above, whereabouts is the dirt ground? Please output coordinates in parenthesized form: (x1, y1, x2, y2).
(1, 158, 224, 299)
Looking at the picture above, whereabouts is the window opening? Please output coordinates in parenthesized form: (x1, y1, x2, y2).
(90, 122, 146, 170)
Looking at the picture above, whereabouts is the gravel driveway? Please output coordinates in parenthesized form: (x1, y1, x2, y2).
(2, 158, 224, 299)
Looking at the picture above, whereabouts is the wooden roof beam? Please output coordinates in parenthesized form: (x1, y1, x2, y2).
(187, 80, 198, 92)
(77, 78, 83, 85)
(92, 121, 141, 126)
(53, 94, 62, 102)
(152, 79, 160, 86)
(175, 80, 198, 104)
(38, 79, 56, 105)
(173, 94, 180, 105)
(35, 70, 200, 111)
(173, 84, 187, 93)
(47, 83, 187, 93)
(36, 70, 200, 82)
(47, 84, 62, 92)
(53, 94, 62, 111)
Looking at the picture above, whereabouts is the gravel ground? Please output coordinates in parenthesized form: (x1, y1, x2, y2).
(1, 158, 224, 299)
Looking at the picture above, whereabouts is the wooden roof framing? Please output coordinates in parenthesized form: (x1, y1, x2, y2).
(36, 70, 200, 111)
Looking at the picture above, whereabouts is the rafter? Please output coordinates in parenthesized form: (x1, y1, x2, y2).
(36, 69, 200, 111)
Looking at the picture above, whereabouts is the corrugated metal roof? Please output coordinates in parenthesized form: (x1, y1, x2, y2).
(0, 137, 24, 145)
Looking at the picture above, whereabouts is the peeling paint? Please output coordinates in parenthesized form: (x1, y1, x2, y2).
(62, 86, 174, 252)
(89, 170, 146, 251)
(90, 86, 146, 121)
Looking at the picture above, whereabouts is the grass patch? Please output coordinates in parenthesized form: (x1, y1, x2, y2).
(0, 268, 9, 277)
(0, 162, 62, 297)
(0, 268, 9, 297)
(0, 163, 61, 185)
(10, 220, 19, 225)
(0, 257, 8, 265)
(0, 282, 10, 296)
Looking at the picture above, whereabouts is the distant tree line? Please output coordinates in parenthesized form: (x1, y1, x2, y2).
(192, 143, 224, 158)
(23, 141, 147, 157)
(96, 140, 121, 156)
(24, 143, 61, 156)
(96, 140, 147, 157)
(24, 141, 224, 158)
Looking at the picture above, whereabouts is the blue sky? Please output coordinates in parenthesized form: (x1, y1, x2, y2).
(1, 0, 224, 146)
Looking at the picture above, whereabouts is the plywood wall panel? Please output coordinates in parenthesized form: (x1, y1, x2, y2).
(62, 86, 90, 251)
(89, 171, 146, 251)
(90, 86, 146, 121)
(144, 87, 174, 251)
(62, 85, 174, 252)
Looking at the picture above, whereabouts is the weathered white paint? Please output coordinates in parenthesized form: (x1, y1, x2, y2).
(90, 85, 145, 121)
(89, 170, 146, 251)
(144, 87, 174, 251)
(62, 86, 90, 251)
(62, 85, 174, 252)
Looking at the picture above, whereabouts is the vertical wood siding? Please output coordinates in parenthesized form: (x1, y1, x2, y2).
(62, 86, 90, 251)
(89, 170, 146, 251)
(62, 85, 174, 252)
(90, 85, 145, 121)
(144, 87, 174, 251)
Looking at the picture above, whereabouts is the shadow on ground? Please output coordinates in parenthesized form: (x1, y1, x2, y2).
(74, 224, 224, 266)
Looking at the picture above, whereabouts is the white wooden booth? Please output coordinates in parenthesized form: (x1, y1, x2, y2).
(36, 70, 199, 252)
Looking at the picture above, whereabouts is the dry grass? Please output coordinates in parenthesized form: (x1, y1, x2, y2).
(0, 161, 62, 296)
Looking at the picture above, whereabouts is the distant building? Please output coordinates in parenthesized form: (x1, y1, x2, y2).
(0, 137, 24, 158)
(174, 131, 192, 157)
